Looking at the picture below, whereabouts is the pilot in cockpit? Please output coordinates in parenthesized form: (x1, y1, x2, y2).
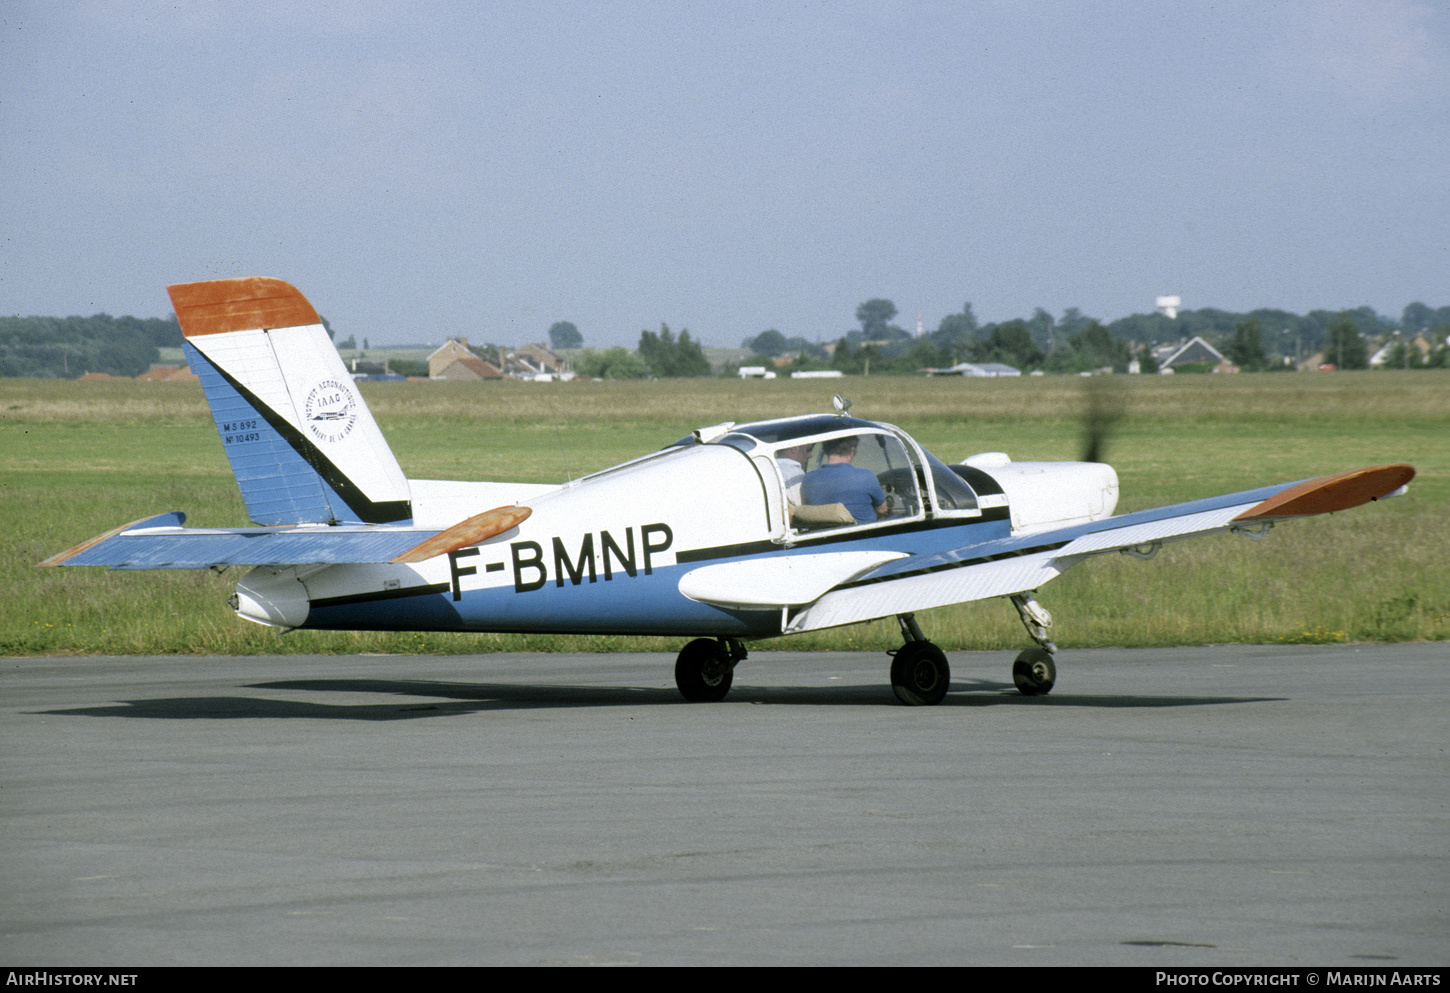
(799, 435, 887, 524)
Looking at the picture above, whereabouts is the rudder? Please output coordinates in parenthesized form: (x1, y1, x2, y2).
(170, 277, 411, 526)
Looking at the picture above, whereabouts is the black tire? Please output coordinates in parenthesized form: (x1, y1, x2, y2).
(1012, 647, 1057, 696)
(675, 638, 734, 702)
(890, 641, 950, 706)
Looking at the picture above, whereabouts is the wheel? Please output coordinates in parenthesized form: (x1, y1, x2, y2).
(890, 641, 950, 706)
(675, 638, 734, 702)
(1013, 647, 1056, 696)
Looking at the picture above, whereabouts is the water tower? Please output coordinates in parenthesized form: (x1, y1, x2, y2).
(1155, 295, 1181, 319)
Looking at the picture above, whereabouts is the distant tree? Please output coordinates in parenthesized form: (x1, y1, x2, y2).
(1058, 307, 1092, 338)
(747, 329, 788, 357)
(0, 312, 176, 378)
(1026, 307, 1055, 350)
(907, 337, 952, 371)
(856, 299, 899, 340)
(672, 329, 713, 376)
(972, 319, 1044, 370)
(548, 321, 583, 350)
(1401, 302, 1432, 333)
(936, 303, 978, 337)
(1107, 312, 1180, 347)
(930, 302, 980, 360)
(1046, 320, 1130, 374)
(1227, 317, 1266, 371)
(783, 335, 829, 360)
(1325, 313, 1369, 370)
(574, 347, 650, 379)
(638, 323, 712, 377)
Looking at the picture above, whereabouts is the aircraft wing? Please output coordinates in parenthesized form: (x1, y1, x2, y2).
(38, 506, 532, 570)
(782, 464, 1414, 634)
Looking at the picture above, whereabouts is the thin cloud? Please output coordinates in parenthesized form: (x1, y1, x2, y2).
(1277, 0, 1446, 109)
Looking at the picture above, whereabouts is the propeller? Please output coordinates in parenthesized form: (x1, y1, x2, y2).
(1079, 376, 1124, 464)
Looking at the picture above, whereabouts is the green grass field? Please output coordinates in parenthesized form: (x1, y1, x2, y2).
(2, 372, 1446, 656)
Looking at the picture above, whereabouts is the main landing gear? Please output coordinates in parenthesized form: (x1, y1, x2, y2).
(889, 614, 951, 706)
(677, 592, 1061, 706)
(888, 595, 1060, 706)
(674, 637, 747, 702)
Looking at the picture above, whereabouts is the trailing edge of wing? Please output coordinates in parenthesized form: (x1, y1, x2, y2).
(37, 508, 529, 570)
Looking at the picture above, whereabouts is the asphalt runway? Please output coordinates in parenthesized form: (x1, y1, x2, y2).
(2, 644, 1445, 966)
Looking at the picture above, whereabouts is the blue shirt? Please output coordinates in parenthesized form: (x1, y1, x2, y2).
(799, 462, 885, 524)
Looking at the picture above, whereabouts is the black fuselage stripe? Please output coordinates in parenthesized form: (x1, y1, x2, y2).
(310, 582, 451, 608)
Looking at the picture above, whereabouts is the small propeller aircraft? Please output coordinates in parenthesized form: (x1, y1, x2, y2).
(42, 278, 1416, 705)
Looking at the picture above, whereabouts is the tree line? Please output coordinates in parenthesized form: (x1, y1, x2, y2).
(7, 297, 1449, 380)
(0, 314, 182, 379)
(740, 299, 1450, 376)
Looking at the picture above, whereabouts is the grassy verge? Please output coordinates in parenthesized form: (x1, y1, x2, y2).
(2, 373, 1445, 655)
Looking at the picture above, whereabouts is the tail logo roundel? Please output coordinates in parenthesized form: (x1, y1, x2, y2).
(304, 379, 359, 444)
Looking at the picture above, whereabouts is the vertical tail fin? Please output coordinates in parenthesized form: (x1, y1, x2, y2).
(170, 277, 411, 526)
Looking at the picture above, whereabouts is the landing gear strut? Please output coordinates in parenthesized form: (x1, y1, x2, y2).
(1009, 592, 1057, 696)
(674, 637, 746, 702)
(889, 613, 951, 706)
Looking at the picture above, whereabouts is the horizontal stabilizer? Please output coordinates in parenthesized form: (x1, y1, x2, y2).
(37, 515, 484, 570)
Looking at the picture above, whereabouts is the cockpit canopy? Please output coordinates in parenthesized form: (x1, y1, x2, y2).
(669, 414, 990, 537)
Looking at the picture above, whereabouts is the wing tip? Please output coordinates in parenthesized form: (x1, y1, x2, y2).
(1232, 464, 1416, 522)
(38, 512, 188, 568)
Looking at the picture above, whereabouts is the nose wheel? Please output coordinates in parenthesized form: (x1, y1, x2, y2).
(1009, 593, 1058, 696)
(1012, 647, 1057, 696)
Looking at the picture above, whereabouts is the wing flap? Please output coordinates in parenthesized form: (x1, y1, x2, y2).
(679, 550, 908, 609)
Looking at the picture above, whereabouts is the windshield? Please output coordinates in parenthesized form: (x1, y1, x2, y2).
(922, 451, 979, 511)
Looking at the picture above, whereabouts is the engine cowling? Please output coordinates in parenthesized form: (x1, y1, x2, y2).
(963, 453, 1119, 535)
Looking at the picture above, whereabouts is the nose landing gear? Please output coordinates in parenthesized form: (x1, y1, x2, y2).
(1010, 592, 1057, 696)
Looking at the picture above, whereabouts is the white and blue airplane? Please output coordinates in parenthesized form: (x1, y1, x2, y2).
(42, 278, 1417, 705)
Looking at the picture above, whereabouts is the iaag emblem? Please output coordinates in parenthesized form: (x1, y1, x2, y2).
(304, 379, 358, 443)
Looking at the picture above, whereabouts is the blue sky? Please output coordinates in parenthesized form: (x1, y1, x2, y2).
(3, 1, 1446, 347)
